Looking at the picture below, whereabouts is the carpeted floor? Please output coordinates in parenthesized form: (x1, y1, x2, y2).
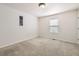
(0, 37, 79, 56)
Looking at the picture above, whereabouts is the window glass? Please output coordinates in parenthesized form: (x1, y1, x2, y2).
(49, 19, 59, 33)
(49, 19, 58, 26)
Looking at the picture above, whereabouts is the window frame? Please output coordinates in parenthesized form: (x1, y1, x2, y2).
(48, 18, 59, 33)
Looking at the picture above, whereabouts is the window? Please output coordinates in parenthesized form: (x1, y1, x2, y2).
(49, 18, 59, 33)
(19, 16, 23, 26)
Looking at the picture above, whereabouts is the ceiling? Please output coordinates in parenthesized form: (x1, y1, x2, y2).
(2, 3, 79, 17)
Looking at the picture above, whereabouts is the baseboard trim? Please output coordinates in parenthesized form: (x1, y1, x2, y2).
(40, 36, 79, 45)
(0, 35, 38, 49)
(57, 39, 78, 45)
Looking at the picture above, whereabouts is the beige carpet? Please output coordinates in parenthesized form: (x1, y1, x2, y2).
(0, 37, 79, 56)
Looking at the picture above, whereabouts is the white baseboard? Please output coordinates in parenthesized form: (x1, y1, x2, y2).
(0, 35, 38, 48)
(40, 36, 79, 45)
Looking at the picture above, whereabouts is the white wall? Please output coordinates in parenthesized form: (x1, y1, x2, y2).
(0, 5, 38, 48)
(39, 10, 77, 43)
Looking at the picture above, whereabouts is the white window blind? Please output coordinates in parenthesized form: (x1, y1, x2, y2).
(49, 19, 59, 33)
